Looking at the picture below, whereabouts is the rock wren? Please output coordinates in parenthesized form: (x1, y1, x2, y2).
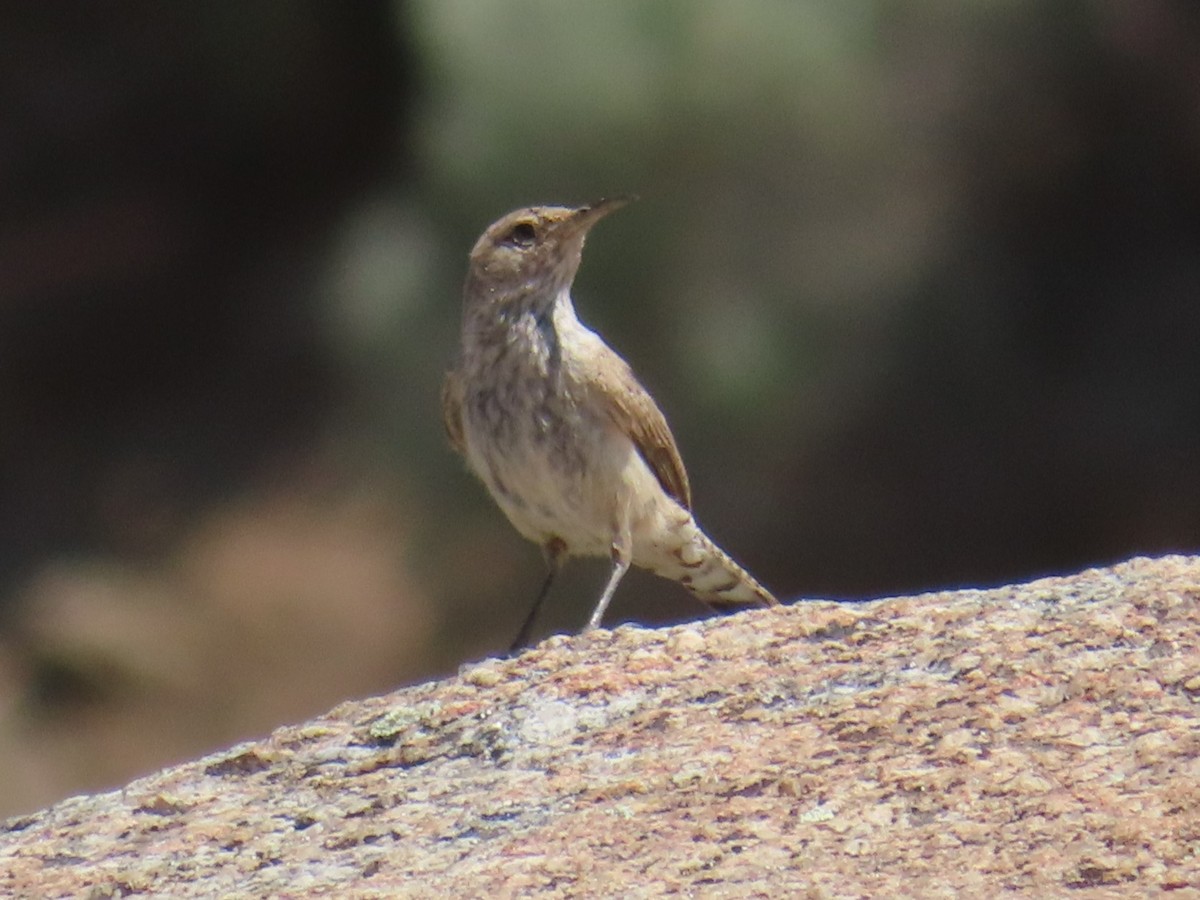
(443, 198, 778, 650)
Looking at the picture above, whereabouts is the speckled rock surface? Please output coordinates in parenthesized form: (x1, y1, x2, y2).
(2, 556, 1198, 898)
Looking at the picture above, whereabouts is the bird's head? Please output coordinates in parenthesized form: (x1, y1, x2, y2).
(463, 197, 634, 310)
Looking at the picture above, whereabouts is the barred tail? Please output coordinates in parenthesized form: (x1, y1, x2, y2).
(649, 515, 778, 609)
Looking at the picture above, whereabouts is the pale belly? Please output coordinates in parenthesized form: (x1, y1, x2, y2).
(462, 401, 668, 559)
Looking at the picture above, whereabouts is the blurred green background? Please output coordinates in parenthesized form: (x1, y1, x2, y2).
(1, 1, 1197, 817)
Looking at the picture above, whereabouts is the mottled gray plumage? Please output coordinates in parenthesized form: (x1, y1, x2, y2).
(443, 199, 777, 649)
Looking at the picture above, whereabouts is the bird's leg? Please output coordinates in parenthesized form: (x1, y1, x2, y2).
(585, 528, 633, 632)
(508, 538, 566, 654)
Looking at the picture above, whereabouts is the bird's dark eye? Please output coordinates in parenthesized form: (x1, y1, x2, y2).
(505, 221, 537, 246)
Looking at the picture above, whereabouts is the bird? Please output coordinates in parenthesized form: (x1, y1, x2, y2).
(442, 198, 777, 651)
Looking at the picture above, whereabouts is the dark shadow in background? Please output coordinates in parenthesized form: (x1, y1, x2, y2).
(0, 3, 413, 598)
(769, 2, 1200, 597)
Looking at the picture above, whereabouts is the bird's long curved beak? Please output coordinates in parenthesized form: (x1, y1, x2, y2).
(559, 195, 638, 240)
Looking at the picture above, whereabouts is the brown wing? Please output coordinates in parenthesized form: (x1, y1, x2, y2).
(589, 351, 692, 511)
(441, 368, 467, 456)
